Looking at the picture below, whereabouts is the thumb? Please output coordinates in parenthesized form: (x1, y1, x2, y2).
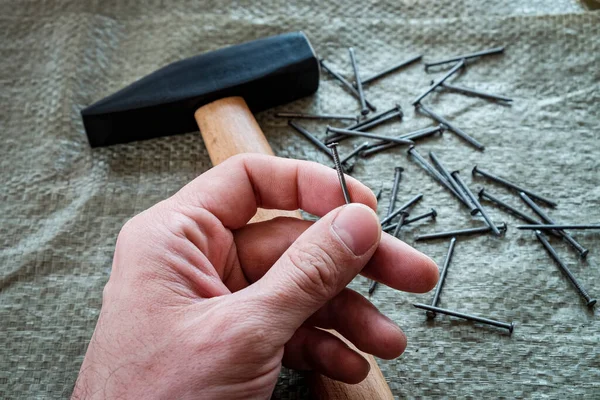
(253, 203, 381, 337)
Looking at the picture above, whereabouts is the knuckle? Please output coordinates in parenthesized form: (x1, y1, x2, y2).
(286, 243, 341, 301)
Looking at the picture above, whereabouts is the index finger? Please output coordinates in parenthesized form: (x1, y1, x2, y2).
(174, 154, 377, 229)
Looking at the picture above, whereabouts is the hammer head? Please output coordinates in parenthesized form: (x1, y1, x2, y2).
(82, 32, 319, 147)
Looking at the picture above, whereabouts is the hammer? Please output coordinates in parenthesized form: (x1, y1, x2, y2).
(82, 32, 394, 400)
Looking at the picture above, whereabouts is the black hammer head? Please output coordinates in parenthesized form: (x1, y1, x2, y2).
(82, 32, 319, 147)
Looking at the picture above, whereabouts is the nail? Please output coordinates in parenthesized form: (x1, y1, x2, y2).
(417, 103, 485, 151)
(380, 193, 423, 226)
(478, 188, 539, 224)
(429, 151, 478, 214)
(374, 186, 383, 201)
(288, 121, 333, 160)
(535, 231, 596, 307)
(518, 224, 600, 231)
(384, 208, 438, 232)
(451, 171, 501, 236)
(276, 112, 359, 121)
(328, 143, 351, 204)
(412, 59, 465, 105)
(392, 211, 410, 238)
(320, 59, 377, 111)
(414, 303, 514, 334)
(360, 125, 444, 157)
(327, 126, 414, 145)
(360, 54, 423, 86)
(327, 105, 403, 144)
(473, 165, 557, 208)
(340, 141, 370, 165)
(415, 223, 507, 241)
(387, 167, 404, 217)
(368, 280, 379, 295)
(519, 192, 588, 258)
(408, 146, 464, 201)
(348, 48, 369, 116)
(424, 46, 504, 69)
(440, 82, 513, 103)
(427, 237, 457, 318)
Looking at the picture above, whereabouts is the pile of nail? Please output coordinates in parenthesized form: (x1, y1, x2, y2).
(280, 47, 598, 334)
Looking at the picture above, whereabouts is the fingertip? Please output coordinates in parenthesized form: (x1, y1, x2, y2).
(419, 255, 440, 293)
(331, 204, 381, 257)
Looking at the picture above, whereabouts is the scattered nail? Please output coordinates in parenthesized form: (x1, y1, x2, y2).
(427, 237, 457, 318)
(320, 59, 377, 111)
(535, 231, 596, 307)
(327, 126, 414, 145)
(380, 194, 423, 226)
(340, 141, 370, 165)
(288, 120, 333, 160)
(412, 59, 465, 105)
(414, 303, 514, 334)
(360, 54, 423, 86)
(440, 82, 513, 103)
(417, 103, 485, 151)
(360, 125, 444, 157)
(348, 48, 369, 115)
(408, 146, 465, 202)
(473, 165, 557, 208)
(519, 192, 588, 258)
(429, 151, 478, 214)
(451, 171, 501, 236)
(387, 167, 404, 217)
(276, 112, 359, 121)
(415, 223, 507, 241)
(424, 46, 504, 69)
(518, 224, 600, 231)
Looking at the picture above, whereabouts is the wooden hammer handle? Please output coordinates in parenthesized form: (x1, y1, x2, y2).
(194, 96, 394, 400)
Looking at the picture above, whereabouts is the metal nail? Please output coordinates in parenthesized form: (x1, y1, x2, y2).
(440, 82, 513, 103)
(412, 59, 465, 105)
(451, 171, 501, 236)
(288, 120, 333, 160)
(519, 192, 588, 258)
(392, 211, 410, 238)
(417, 103, 485, 151)
(368, 280, 379, 295)
(535, 231, 596, 307)
(387, 167, 404, 217)
(360, 125, 444, 157)
(328, 143, 351, 204)
(276, 112, 359, 121)
(427, 237, 457, 318)
(424, 46, 505, 69)
(348, 48, 369, 116)
(374, 186, 383, 202)
(407, 146, 464, 201)
(413, 303, 514, 334)
(340, 141, 370, 165)
(473, 165, 557, 207)
(415, 223, 506, 241)
(383, 209, 437, 232)
(360, 54, 423, 86)
(320, 59, 377, 111)
(518, 224, 600, 231)
(478, 188, 540, 224)
(327, 126, 414, 145)
(380, 194, 423, 226)
(327, 105, 404, 144)
(429, 151, 478, 214)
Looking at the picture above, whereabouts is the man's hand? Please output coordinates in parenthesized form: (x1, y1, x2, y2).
(72, 154, 438, 399)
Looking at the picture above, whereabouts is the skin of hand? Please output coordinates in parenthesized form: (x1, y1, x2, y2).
(72, 154, 438, 400)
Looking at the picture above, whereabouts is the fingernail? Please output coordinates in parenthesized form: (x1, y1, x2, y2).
(332, 204, 380, 256)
